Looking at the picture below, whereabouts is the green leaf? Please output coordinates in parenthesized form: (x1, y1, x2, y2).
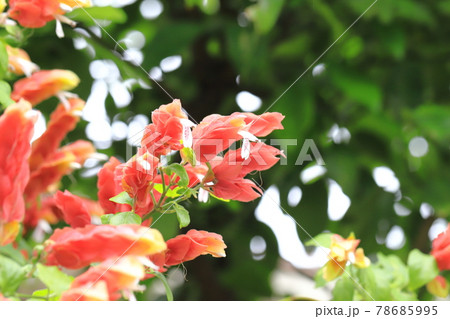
(101, 213, 113, 224)
(412, 105, 450, 143)
(305, 232, 333, 248)
(166, 163, 189, 187)
(109, 212, 142, 225)
(358, 267, 392, 300)
(376, 253, 409, 289)
(0, 41, 8, 80)
(333, 274, 355, 301)
(109, 191, 133, 206)
(0, 81, 14, 109)
(0, 244, 26, 265)
(180, 147, 197, 167)
(246, 0, 285, 34)
(36, 264, 74, 296)
(174, 203, 190, 228)
(329, 67, 382, 113)
(153, 184, 185, 198)
(67, 6, 127, 26)
(314, 267, 328, 288)
(407, 249, 439, 291)
(29, 289, 59, 301)
(0, 255, 27, 295)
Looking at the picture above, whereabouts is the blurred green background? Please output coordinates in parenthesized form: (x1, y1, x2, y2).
(18, 0, 450, 300)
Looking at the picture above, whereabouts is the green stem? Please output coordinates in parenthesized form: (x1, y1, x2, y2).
(148, 270, 173, 301)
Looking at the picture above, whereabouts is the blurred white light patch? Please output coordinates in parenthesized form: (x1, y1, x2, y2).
(312, 63, 326, 77)
(385, 225, 406, 250)
(140, 0, 163, 19)
(111, 121, 128, 141)
(89, 60, 110, 80)
(255, 185, 327, 269)
(86, 120, 112, 149)
(236, 91, 262, 112)
(160, 55, 182, 73)
(83, 158, 100, 169)
(89, 60, 120, 82)
(123, 30, 146, 50)
(372, 166, 400, 193)
(408, 136, 429, 158)
(394, 202, 411, 217)
(429, 218, 448, 241)
(420, 202, 434, 219)
(73, 37, 87, 50)
(300, 165, 327, 184)
(127, 115, 149, 146)
(287, 186, 302, 207)
(328, 124, 351, 144)
(109, 81, 132, 108)
(31, 112, 47, 143)
(250, 236, 266, 260)
(327, 179, 351, 221)
(83, 80, 109, 122)
(123, 48, 144, 66)
(149, 66, 163, 81)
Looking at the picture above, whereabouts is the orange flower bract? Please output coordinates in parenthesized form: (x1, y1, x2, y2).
(151, 229, 226, 270)
(54, 190, 91, 228)
(8, 0, 62, 28)
(0, 100, 37, 245)
(11, 69, 80, 106)
(45, 224, 166, 269)
(61, 256, 146, 301)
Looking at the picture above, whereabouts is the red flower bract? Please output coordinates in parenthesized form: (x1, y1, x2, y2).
(8, 0, 62, 28)
(431, 224, 450, 271)
(0, 100, 37, 246)
(29, 98, 84, 171)
(45, 224, 166, 269)
(54, 190, 91, 228)
(97, 157, 131, 215)
(150, 229, 226, 270)
(141, 99, 189, 157)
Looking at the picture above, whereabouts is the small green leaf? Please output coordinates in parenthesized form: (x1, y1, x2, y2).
(333, 274, 355, 301)
(180, 147, 197, 166)
(109, 212, 142, 225)
(100, 214, 113, 224)
(0, 255, 27, 295)
(245, 0, 285, 34)
(153, 184, 185, 198)
(29, 289, 59, 301)
(305, 232, 333, 248)
(407, 249, 439, 291)
(174, 203, 190, 228)
(67, 6, 127, 26)
(36, 264, 74, 296)
(109, 191, 133, 206)
(314, 267, 328, 288)
(166, 163, 189, 187)
(0, 41, 8, 80)
(0, 81, 14, 109)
